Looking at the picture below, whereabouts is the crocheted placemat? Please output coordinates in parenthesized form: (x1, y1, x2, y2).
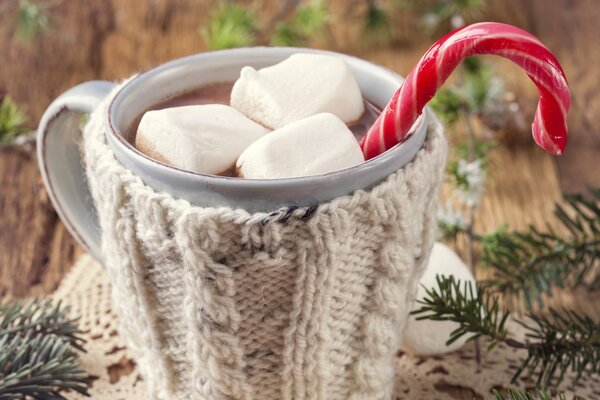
(53, 255, 597, 399)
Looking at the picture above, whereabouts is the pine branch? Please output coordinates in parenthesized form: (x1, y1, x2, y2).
(412, 275, 511, 351)
(413, 0, 487, 33)
(271, 23, 302, 46)
(0, 96, 28, 144)
(517, 309, 600, 387)
(0, 299, 90, 399)
(270, 0, 327, 46)
(363, 0, 392, 44)
(16, 0, 50, 40)
(493, 388, 567, 400)
(293, 0, 327, 37)
(201, 3, 258, 50)
(479, 190, 600, 309)
(412, 276, 600, 388)
(0, 334, 89, 399)
(0, 300, 85, 351)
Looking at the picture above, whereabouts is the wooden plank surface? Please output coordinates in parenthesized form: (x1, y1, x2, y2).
(0, 1, 598, 396)
(2, 0, 597, 298)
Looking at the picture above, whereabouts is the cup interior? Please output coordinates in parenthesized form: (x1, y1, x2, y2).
(106, 47, 428, 211)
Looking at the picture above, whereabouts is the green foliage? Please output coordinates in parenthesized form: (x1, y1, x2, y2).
(453, 139, 496, 168)
(480, 190, 600, 309)
(405, 0, 487, 32)
(493, 388, 567, 400)
(430, 58, 504, 141)
(272, 23, 301, 46)
(517, 309, 600, 387)
(462, 57, 504, 114)
(447, 158, 472, 189)
(0, 299, 89, 399)
(429, 87, 463, 125)
(434, 0, 487, 17)
(431, 57, 504, 124)
(413, 276, 600, 388)
(294, 1, 327, 37)
(445, 139, 496, 192)
(271, 1, 327, 47)
(16, 0, 50, 40)
(363, 1, 392, 43)
(0, 96, 28, 143)
(446, 156, 486, 207)
(412, 275, 510, 350)
(437, 216, 466, 242)
(202, 3, 258, 50)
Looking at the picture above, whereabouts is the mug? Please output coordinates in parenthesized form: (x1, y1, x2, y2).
(37, 48, 446, 399)
(37, 47, 428, 262)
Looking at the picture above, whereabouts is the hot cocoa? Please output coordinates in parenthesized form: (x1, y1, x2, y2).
(127, 82, 381, 177)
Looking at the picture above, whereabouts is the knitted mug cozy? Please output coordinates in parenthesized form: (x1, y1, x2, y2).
(82, 83, 448, 400)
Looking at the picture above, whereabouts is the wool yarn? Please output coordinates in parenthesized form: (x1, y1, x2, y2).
(82, 82, 447, 400)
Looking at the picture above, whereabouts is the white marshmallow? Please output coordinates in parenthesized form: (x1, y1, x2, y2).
(400, 242, 476, 356)
(136, 104, 269, 175)
(236, 113, 364, 179)
(230, 53, 365, 129)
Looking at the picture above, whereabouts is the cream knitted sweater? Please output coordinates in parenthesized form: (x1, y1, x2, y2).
(82, 85, 447, 400)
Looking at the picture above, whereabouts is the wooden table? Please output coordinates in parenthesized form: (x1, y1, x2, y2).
(0, 0, 598, 397)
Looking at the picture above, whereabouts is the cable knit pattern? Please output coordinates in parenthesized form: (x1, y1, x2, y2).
(81, 83, 447, 400)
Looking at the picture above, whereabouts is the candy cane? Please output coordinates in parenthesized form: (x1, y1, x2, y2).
(361, 22, 570, 160)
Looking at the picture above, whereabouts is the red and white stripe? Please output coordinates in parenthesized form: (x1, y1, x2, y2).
(360, 22, 570, 159)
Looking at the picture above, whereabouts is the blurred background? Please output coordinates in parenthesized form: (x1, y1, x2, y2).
(0, 0, 598, 299)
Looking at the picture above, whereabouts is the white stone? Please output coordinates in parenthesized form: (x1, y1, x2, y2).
(400, 242, 476, 356)
(236, 113, 364, 179)
(230, 53, 365, 129)
(135, 104, 269, 175)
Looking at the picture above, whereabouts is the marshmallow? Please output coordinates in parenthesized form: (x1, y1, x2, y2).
(136, 104, 269, 175)
(231, 53, 365, 129)
(236, 113, 364, 179)
(400, 242, 476, 356)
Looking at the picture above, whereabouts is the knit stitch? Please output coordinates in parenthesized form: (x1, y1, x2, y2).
(82, 83, 448, 400)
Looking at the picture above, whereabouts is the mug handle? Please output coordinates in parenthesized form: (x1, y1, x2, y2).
(37, 81, 116, 263)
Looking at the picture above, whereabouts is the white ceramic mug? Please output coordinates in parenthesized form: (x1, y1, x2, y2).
(37, 47, 427, 262)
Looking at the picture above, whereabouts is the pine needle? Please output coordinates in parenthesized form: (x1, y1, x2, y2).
(16, 0, 50, 40)
(493, 387, 567, 400)
(480, 189, 600, 309)
(0, 96, 28, 144)
(516, 309, 600, 387)
(413, 276, 600, 388)
(363, 0, 392, 43)
(201, 3, 258, 50)
(0, 299, 90, 399)
(270, 0, 327, 47)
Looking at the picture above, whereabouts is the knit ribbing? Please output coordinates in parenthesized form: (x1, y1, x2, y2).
(82, 83, 447, 400)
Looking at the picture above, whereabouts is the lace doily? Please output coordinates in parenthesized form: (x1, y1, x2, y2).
(53, 255, 598, 399)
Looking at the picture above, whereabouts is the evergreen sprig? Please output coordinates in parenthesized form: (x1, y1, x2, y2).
(0, 300, 85, 351)
(405, 0, 487, 33)
(0, 299, 89, 399)
(363, 0, 392, 43)
(0, 96, 28, 144)
(412, 276, 600, 388)
(517, 309, 600, 387)
(412, 275, 510, 351)
(480, 190, 600, 309)
(493, 388, 567, 400)
(202, 3, 258, 50)
(430, 57, 504, 126)
(271, 0, 327, 46)
(16, 0, 50, 40)
(429, 87, 464, 126)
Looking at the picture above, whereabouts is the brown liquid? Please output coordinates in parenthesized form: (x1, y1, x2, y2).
(127, 82, 381, 176)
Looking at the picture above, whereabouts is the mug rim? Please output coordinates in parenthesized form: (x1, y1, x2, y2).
(105, 46, 427, 187)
